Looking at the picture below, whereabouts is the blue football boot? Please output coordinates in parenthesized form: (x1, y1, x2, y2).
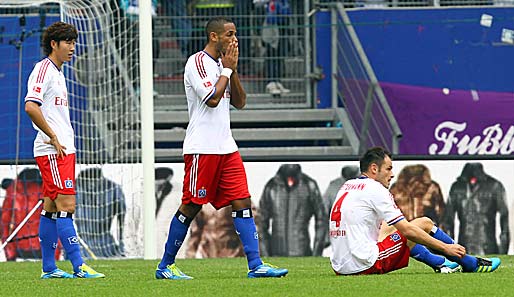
(472, 257, 501, 273)
(41, 268, 74, 279)
(155, 263, 193, 280)
(434, 258, 461, 273)
(74, 264, 105, 278)
(248, 263, 288, 278)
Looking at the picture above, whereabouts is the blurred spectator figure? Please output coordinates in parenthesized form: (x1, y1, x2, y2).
(255, 0, 291, 96)
(441, 163, 510, 255)
(389, 164, 445, 225)
(186, 203, 259, 258)
(259, 164, 326, 256)
(75, 168, 126, 258)
(357, 0, 389, 7)
(191, 0, 236, 56)
(162, 0, 193, 58)
(439, 0, 493, 6)
(155, 167, 174, 216)
(1, 168, 44, 261)
(323, 165, 360, 214)
(154, 167, 184, 259)
(119, 0, 160, 94)
(192, 1, 254, 72)
(322, 165, 359, 252)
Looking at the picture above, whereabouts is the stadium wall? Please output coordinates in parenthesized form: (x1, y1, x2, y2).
(0, 14, 60, 161)
(316, 7, 514, 155)
(1, 159, 512, 261)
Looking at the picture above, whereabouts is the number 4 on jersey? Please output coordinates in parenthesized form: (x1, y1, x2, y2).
(330, 192, 348, 228)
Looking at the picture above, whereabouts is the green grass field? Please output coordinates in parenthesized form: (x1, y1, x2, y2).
(1, 256, 512, 297)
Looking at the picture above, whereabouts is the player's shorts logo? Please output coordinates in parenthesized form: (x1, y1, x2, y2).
(68, 236, 79, 245)
(64, 178, 73, 189)
(390, 233, 401, 242)
(198, 188, 207, 198)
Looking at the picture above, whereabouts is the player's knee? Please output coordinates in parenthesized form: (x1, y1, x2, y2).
(179, 203, 202, 218)
(411, 217, 434, 233)
(57, 205, 76, 214)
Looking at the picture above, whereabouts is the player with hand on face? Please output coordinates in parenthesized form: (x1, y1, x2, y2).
(155, 17, 288, 280)
(329, 146, 501, 275)
(24, 21, 104, 279)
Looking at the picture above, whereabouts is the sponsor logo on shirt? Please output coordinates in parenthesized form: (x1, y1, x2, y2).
(55, 96, 68, 106)
(329, 229, 346, 237)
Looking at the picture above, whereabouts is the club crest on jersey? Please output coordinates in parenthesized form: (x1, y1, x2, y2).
(198, 187, 207, 198)
(64, 178, 74, 189)
(390, 233, 401, 242)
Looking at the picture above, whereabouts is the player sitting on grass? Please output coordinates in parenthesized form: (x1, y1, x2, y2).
(329, 147, 500, 275)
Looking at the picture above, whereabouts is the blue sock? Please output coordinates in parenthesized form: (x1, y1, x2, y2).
(56, 216, 83, 272)
(158, 211, 191, 269)
(39, 214, 58, 272)
(410, 244, 445, 269)
(431, 226, 477, 272)
(232, 208, 262, 270)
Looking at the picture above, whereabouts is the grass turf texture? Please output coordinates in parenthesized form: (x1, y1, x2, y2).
(1, 256, 513, 297)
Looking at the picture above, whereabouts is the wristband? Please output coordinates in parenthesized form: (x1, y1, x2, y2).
(221, 68, 233, 79)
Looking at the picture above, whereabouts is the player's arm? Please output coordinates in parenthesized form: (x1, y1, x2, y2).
(205, 40, 246, 108)
(393, 219, 465, 258)
(228, 70, 246, 109)
(24, 101, 66, 158)
(206, 73, 246, 109)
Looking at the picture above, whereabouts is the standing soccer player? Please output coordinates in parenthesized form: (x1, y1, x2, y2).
(156, 17, 288, 280)
(329, 146, 501, 275)
(24, 21, 104, 279)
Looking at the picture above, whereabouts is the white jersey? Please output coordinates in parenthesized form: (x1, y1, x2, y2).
(329, 177, 404, 274)
(24, 58, 75, 157)
(182, 51, 238, 155)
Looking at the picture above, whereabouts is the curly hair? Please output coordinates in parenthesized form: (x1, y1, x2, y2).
(41, 21, 78, 56)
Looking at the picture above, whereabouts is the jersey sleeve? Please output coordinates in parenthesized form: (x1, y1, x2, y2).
(187, 53, 216, 104)
(372, 185, 405, 226)
(24, 61, 49, 106)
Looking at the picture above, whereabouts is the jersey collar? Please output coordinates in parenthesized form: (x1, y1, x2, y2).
(201, 50, 220, 65)
(45, 57, 62, 72)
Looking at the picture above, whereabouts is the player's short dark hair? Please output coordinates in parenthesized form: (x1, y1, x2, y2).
(360, 146, 392, 173)
(205, 16, 234, 43)
(42, 21, 78, 56)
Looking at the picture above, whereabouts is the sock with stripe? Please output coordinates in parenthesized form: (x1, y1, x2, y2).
(158, 211, 192, 270)
(56, 214, 84, 273)
(232, 208, 263, 270)
(410, 244, 445, 269)
(430, 226, 477, 272)
(39, 214, 58, 272)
